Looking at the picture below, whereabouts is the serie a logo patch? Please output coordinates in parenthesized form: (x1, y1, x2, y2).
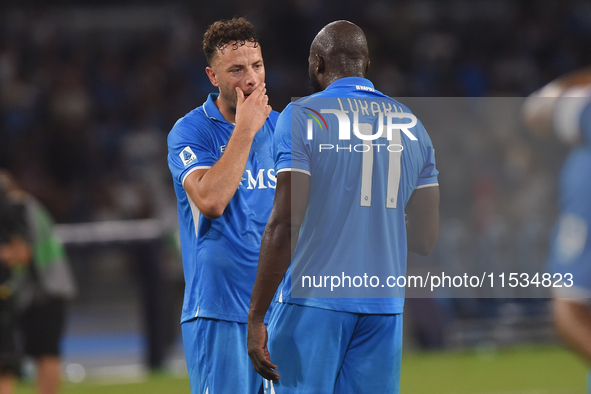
(180, 146, 198, 166)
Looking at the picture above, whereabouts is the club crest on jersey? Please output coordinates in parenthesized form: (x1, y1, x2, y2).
(180, 146, 198, 167)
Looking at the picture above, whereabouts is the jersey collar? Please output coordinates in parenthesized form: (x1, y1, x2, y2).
(324, 77, 376, 93)
(203, 93, 230, 124)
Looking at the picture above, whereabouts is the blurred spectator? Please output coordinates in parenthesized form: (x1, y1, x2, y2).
(0, 1, 584, 225)
(0, 178, 25, 394)
(0, 170, 76, 394)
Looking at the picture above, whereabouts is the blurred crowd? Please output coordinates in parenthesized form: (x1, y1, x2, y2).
(1, 1, 590, 323)
(1, 1, 589, 224)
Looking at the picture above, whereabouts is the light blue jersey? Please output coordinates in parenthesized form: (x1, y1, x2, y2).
(168, 93, 279, 324)
(274, 77, 438, 314)
(548, 100, 591, 394)
(548, 144, 591, 298)
(549, 101, 591, 298)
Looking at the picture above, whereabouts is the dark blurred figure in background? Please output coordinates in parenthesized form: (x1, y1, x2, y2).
(0, 176, 26, 394)
(523, 68, 591, 392)
(0, 170, 76, 394)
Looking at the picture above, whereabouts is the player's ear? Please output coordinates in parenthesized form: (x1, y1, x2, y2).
(365, 58, 370, 75)
(206, 66, 219, 87)
(316, 55, 325, 75)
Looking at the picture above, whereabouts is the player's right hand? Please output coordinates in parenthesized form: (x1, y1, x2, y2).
(247, 320, 280, 383)
(235, 83, 272, 138)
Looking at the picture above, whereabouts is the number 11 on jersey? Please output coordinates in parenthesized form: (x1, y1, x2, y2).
(358, 123, 402, 209)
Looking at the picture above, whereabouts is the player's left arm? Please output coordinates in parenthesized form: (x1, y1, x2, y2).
(406, 185, 439, 255)
(406, 122, 439, 255)
(552, 298, 591, 364)
(247, 171, 309, 382)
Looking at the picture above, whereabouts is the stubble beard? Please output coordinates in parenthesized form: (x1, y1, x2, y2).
(219, 87, 238, 115)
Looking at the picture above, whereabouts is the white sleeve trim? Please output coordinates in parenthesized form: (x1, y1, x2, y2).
(416, 182, 439, 189)
(182, 166, 212, 187)
(277, 168, 311, 176)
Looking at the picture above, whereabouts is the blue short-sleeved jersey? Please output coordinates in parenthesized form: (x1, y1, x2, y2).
(548, 144, 591, 299)
(168, 93, 279, 323)
(274, 77, 438, 314)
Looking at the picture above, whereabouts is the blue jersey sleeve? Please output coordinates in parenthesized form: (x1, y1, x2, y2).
(560, 149, 591, 217)
(549, 147, 591, 297)
(580, 102, 591, 147)
(167, 116, 219, 185)
(416, 120, 439, 187)
(274, 104, 291, 172)
(275, 104, 311, 174)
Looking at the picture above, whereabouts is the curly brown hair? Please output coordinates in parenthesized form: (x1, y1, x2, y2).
(203, 17, 259, 66)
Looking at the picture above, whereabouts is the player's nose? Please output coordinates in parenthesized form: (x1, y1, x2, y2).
(243, 66, 260, 87)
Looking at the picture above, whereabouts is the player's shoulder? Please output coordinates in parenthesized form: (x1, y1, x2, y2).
(276, 102, 294, 121)
(273, 105, 293, 144)
(167, 105, 210, 143)
(388, 98, 413, 114)
(287, 93, 339, 120)
(367, 88, 414, 114)
(172, 105, 209, 132)
(267, 109, 281, 127)
(292, 90, 330, 106)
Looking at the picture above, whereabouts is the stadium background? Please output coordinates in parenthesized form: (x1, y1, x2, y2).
(0, 0, 589, 392)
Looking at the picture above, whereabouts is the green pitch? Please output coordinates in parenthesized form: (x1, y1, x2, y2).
(15, 373, 190, 394)
(401, 345, 588, 393)
(13, 345, 588, 393)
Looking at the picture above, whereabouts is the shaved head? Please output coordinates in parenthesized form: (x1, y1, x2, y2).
(309, 20, 370, 92)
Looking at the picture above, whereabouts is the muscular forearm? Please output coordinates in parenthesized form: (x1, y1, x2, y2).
(248, 219, 293, 323)
(553, 298, 591, 364)
(247, 215, 291, 383)
(249, 172, 307, 321)
(191, 129, 255, 218)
